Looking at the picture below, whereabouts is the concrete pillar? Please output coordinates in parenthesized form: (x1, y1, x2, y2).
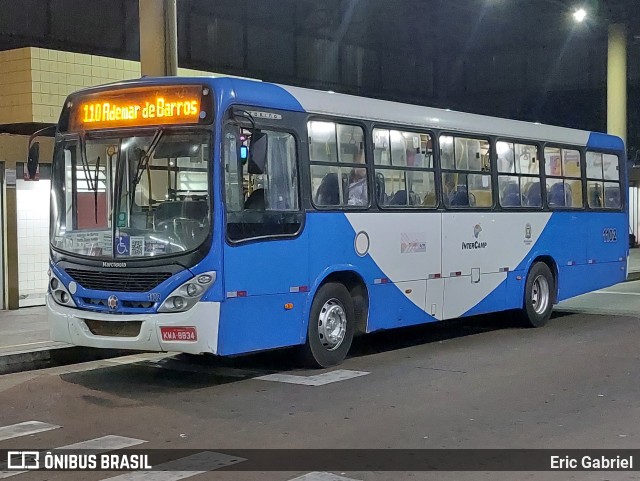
(4, 185, 20, 309)
(5, 184, 18, 310)
(607, 23, 627, 143)
(139, 0, 178, 76)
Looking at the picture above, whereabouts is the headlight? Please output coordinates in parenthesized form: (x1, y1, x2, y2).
(49, 273, 76, 307)
(158, 271, 216, 313)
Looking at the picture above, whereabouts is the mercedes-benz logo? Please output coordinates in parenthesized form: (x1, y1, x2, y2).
(107, 295, 119, 310)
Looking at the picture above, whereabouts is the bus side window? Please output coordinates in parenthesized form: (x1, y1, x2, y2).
(309, 121, 369, 208)
(587, 151, 621, 210)
(224, 124, 302, 241)
(374, 129, 435, 208)
(441, 135, 490, 209)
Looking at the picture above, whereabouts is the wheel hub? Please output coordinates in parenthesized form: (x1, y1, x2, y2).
(318, 298, 347, 351)
(531, 275, 550, 315)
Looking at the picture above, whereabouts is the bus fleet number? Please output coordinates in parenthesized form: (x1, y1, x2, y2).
(602, 228, 617, 243)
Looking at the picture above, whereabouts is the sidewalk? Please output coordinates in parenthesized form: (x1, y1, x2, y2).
(0, 306, 128, 374)
(628, 246, 640, 281)
(1, 250, 639, 375)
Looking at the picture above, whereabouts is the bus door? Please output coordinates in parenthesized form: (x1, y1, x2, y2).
(221, 117, 308, 353)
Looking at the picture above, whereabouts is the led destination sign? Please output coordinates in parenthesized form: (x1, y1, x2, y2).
(68, 85, 209, 131)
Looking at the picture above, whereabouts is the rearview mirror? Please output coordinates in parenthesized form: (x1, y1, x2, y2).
(27, 141, 40, 180)
(248, 131, 268, 175)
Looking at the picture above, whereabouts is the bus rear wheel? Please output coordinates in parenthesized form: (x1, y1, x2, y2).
(520, 262, 554, 328)
(302, 282, 355, 368)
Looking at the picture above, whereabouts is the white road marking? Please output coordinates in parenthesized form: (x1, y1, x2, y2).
(257, 370, 370, 386)
(105, 354, 170, 366)
(289, 473, 361, 481)
(1, 341, 51, 349)
(58, 435, 146, 451)
(0, 435, 146, 479)
(593, 290, 640, 296)
(101, 451, 245, 481)
(0, 421, 60, 442)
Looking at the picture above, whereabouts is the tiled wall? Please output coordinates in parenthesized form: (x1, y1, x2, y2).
(16, 178, 51, 307)
(0, 47, 231, 125)
(0, 47, 247, 309)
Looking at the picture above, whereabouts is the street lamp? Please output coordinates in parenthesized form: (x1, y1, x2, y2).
(572, 7, 587, 23)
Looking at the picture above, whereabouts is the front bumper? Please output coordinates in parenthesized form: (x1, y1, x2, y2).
(48, 294, 221, 354)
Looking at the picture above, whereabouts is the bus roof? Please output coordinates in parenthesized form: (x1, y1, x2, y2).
(69, 76, 625, 151)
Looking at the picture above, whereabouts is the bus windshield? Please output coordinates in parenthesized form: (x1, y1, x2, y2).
(51, 129, 211, 259)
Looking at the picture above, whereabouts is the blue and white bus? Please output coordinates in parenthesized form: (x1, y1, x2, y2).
(45, 77, 628, 367)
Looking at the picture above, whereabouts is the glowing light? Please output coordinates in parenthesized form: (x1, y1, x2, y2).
(69, 85, 206, 131)
(573, 8, 587, 23)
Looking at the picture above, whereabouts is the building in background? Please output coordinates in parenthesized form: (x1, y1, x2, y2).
(0, 47, 217, 308)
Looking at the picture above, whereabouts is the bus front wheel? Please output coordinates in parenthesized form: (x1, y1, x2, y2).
(302, 282, 355, 368)
(520, 262, 554, 328)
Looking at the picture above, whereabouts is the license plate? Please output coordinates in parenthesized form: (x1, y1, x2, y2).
(160, 327, 197, 342)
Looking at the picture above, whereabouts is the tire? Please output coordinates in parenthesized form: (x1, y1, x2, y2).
(519, 262, 555, 328)
(301, 282, 355, 368)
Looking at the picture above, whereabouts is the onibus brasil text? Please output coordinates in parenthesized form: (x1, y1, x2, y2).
(8, 452, 151, 470)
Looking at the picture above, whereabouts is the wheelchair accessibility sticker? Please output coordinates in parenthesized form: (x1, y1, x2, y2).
(115, 235, 130, 255)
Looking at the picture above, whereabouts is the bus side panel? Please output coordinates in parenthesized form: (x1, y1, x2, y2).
(219, 229, 310, 355)
(511, 211, 626, 302)
(555, 211, 627, 301)
(541, 212, 588, 268)
(222, 235, 310, 297)
(367, 283, 433, 331)
(557, 262, 625, 301)
(458, 272, 526, 317)
(586, 212, 628, 264)
(441, 212, 552, 319)
(307, 212, 436, 332)
(217, 294, 306, 355)
(443, 273, 509, 318)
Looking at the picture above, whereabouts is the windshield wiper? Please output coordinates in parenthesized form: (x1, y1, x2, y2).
(130, 129, 164, 214)
(79, 136, 101, 222)
(132, 128, 164, 187)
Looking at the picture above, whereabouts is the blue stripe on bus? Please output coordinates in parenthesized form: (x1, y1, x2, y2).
(212, 78, 306, 113)
(586, 132, 625, 152)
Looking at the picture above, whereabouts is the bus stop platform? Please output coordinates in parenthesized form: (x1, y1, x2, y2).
(0, 306, 130, 375)
(1, 248, 640, 375)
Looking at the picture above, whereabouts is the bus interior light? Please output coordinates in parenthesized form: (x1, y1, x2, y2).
(239, 145, 249, 161)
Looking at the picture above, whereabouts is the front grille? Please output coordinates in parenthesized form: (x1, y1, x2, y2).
(82, 298, 154, 309)
(66, 269, 172, 292)
(84, 320, 142, 337)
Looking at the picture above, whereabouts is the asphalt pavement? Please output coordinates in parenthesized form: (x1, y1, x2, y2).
(0, 280, 638, 480)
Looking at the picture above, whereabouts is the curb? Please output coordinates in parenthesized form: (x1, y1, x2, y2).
(0, 345, 133, 375)
(626, 272, 640, 282)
